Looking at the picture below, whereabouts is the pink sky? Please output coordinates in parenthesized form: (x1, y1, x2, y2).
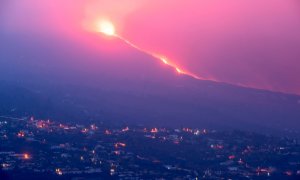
(2, 0, 300, 94)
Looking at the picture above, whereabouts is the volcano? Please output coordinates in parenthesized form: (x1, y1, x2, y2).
(1, 31, 300, 136)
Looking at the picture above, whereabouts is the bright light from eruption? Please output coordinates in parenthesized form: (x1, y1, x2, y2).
(176, 68, 182, 74)
(160, 57, 168, 64)
(94, 19, 203, 80)
(98, 20, 115, 36)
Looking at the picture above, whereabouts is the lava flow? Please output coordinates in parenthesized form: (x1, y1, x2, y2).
(97, 20, 203, 80)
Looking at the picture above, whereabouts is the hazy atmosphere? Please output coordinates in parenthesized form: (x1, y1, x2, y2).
(1, 1, 300, 179)
(1, 0, 300, 94)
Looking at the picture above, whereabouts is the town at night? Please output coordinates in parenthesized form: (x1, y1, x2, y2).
(1, 116, 300, 179)
(1, 0, 300, 179)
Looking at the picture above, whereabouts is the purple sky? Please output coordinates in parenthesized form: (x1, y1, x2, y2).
(1, 0, 300, 94)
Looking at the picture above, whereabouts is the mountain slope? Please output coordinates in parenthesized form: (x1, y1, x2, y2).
(0, 32, 299, 135)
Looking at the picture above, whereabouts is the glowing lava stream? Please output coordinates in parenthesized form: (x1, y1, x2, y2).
(96, 20, 202, 80)
(96, 20, 290, 94)
(113, 34, 203, 80)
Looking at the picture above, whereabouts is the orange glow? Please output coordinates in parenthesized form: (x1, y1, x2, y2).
(116, 36, 204, 79)
(119, 35, 203, 78)
(93, 20, 206, 81)
(176, 68, 182, 74)
(97, 20, 115, 36)
(150, 128, 158, 133)
(159, 57, 169, 64)
(114, 142, 126, 148)
(24, 153, 30, 159)
(36, 120, 49, 128)
(17, 131, 25, 137)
